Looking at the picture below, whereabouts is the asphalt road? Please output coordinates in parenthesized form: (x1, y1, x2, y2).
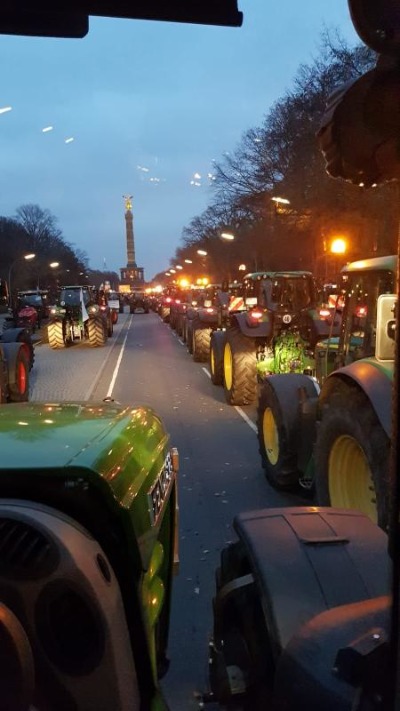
(30, 311, 309, 710)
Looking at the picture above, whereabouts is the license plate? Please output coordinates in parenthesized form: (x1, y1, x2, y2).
(148, 452, 175, 525)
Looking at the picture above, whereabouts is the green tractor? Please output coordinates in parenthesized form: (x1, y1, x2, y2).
(210, 271, 333, 404)
(47, 285, 112, 349)
(257, 255, 396, 529)
(0, 400, 179, 710)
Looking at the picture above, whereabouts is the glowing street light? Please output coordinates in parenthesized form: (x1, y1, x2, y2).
(238, 264, 247, 271)
(197, 249, 207, 257)
(184, 259, 193, 264)
(271, 196, 290, 205)
(49, 261, 60, 269)
(175, 265, 183, 270)
(8, 253, 36, 304)
(330, 237, 347, 254)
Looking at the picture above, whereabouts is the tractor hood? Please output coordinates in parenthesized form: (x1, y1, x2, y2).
(0, 401, 176, 571)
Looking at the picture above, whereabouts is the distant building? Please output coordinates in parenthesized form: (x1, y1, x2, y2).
(119, 196, 145, 287)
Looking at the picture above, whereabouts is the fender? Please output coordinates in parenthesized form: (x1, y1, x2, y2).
(321, 359, 394, 438)
(231, 311, 272, 338)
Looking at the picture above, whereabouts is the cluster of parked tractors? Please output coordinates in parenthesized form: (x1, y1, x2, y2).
(164, 257, 396, 531)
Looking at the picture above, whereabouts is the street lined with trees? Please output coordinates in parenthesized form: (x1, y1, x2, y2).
(158, 33, 398, 286)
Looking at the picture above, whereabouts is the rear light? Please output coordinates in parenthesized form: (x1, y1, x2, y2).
(191, 301, 197, 306)
(166, 297, 172, 303)
(175, 299, 181, 304)
(319, 308, 331, 318)
(206, 307, 214, 314)
(249, 310, 263, 321)
(355, 305, 367, 318)
(100, 305, 107, 311)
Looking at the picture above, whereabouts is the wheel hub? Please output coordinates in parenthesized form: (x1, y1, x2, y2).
(224, 343, 233, 390)
(328, 434, 377, 523)
(263, 408, 279, 465)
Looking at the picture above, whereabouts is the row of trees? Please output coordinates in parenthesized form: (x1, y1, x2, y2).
(0, 204, 119, 304)
(157, 33, 398, 285)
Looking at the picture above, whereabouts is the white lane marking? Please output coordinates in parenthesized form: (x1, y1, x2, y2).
(106, 319, 132, 398)
(235, 406, 258, 433)
(202, 367, 258, 433)
(178, 338, 185, 346)
(84, 314, 131, 400)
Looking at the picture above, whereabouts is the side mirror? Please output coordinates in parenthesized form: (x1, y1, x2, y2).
(376, 294, 396, 361)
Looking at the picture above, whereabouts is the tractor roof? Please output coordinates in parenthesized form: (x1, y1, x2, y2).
(342, 255, 397, 274)
(243, 271, 313, 281)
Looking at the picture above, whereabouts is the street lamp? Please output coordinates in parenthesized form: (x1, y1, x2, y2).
(330, 237, 347, 281)
(197, 249, 208, 257)
(8, 253, 36, 305)
(271, 196, 290, 205)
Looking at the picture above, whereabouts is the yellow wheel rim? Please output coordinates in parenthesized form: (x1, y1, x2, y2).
(328, 435, 377, 523)
(210, 347, 215, 376)
(224, 342, 233, 391)
(263, 408, 279, 465)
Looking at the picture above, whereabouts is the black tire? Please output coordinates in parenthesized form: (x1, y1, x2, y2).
(87, 317, 107, 347)
(192, 323, 211, 362)
(256, 376, 317, 490)
(4, 344, 30, 402)
(314, 384, 390, 529)
(181, 316, 188, 343)
(169, 311, 177, 330)
(186, 321, 194, 354)
(48, 320, 65, 349)
(212, 542, 274, 710)
(223, 327, 257, 405)
(107, 315, 113, 337)
(0, 329, 35, 371)
(160, 306, 170, 322)
(209, 331, 225, 385)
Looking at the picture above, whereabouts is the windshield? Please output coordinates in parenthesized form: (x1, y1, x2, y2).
(59, 288, 90, 306)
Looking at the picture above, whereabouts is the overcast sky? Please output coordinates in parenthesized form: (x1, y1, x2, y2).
(0, 1, 359, 280)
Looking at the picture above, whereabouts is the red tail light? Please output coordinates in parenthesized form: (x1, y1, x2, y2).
(355, 305, 367, 318)
(249, 310, 263, 321)
(166, 297, 172, 303)
(206, 307, 214, 314)
(175, 299, 181, 304)
(319, 308, 331, 318)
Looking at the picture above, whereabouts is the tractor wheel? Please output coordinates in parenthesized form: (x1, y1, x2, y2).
(6, 345, 30, 402)
(0, 329, 35, 371)
(223, 327, 257, 405)
(192, 324, 211, 362)
(107, 316, 113, 337)
(181, 317, 188, 343)
(209, 331, 225, 385)
(48, 320, 65, 349)
(170, 311, 177, 330)
(257, 374, 316, 491)
(314, 384, 390, 529)
(186, 322, 194, 354)
(211, 541, 273, 710)
(87, 317, 107, 347)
